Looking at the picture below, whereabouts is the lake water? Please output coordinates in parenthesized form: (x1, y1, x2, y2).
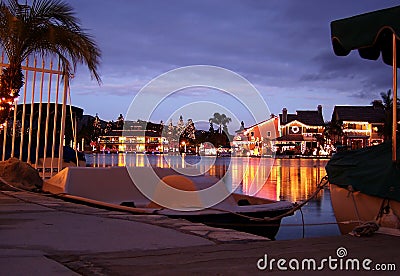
(85, 153, 340, 240)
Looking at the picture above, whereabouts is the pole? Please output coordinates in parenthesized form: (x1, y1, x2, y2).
(27, 57, 37, 165)
(19, 58, 29, 161)
(50, 60, 61, 176)
(0, 52, 4, 161)
(393, 33, 397, 163)
(42, 60, 53, 178)
(58, 74, 69, 172)
(34, 59, 45, 168)
(11, 96, 17, 157)
(2, 121, 6, 161)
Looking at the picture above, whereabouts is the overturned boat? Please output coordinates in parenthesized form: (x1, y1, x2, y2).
(43, 166, 294, 240)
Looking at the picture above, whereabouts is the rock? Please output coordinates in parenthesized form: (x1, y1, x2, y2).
(0, 158, 43, 191)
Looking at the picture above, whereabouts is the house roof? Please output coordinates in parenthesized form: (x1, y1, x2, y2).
(243, 117, 278, 130)
(280, 110, 324, 126)
(332, 106, 385, 123)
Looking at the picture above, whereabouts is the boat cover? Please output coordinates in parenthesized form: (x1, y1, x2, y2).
(325, 140, 400, 202)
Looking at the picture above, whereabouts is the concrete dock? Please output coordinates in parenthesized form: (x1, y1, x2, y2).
(1, 186, 399, 275)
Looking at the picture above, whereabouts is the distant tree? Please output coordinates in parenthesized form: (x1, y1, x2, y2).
(92, 113, 102, 140)
(371, 89, 400, 141)
(166, 119, 174, 135)
(176, 115, 185, 136)
(164, 119, 175, 140)
(239, 121, 245, 131)
(104, 120, 113, 134)
(210, 112, 232, 134)
(210, 112, 222, 133)
(323, 120, 344, 145)
(77, 117, 94, 148)
(183, 119, 196, 140)
(208, 119, 215, 133)
(116, 114, 124, 130)
(221, 114, 232, 136)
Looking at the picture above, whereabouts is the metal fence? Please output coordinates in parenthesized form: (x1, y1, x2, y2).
(0, 52, 75, 178)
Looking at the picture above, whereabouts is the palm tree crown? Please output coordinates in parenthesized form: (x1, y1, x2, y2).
(209, 112, 232, 135)
(0, 0, 101, 123)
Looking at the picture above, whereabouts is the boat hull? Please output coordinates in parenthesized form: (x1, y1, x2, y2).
(330, 184, 400, 234)
(168, 209, 288, 240)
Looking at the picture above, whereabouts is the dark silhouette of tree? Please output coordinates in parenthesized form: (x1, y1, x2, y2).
(176, 115, 185, 136)
(371, 89, 400, 141)
(182, 119, 196, 140)
(209, 112, 232, 135)
(208, 119, 215, 133)
(239, 121, 245, 131)
(116, 114, 124, 130)
(92, 113, 101, 140)
(323, 120, 344, 146)
(104, 120, 113, 134)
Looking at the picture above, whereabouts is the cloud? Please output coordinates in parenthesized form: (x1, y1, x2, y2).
(65, 0, 400, 122)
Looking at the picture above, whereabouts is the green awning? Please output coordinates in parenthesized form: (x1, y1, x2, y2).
(331, 5, 400, 66)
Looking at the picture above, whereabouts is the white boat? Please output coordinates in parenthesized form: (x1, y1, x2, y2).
(43, 166, 294, 239)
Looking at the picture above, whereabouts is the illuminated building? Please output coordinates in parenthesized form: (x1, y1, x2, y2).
(277, 105, 325, 155)
(232, 116, 279, 156)
(331, 103, 387, 149)
(98, 120, 166, 153)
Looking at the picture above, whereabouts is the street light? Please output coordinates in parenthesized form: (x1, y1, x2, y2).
(181, 141, 186, 153)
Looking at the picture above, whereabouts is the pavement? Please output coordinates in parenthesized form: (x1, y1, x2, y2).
(1, 185, 400, 275)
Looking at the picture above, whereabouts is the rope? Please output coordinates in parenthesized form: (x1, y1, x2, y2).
(349, 221, 379, 237)
(391, 201, 400, 223)
(299, 207, 305, 238)
(347, 188, 386, 236)
(0, 176, 43, 194)
(262, 175, 329, 222)
(349, 188, 362, 226)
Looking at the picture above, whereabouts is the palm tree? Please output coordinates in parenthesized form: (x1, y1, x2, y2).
(371, 89, 400, 141)
(209, 112, 223, 133)
(220, 113, 232, 135)
(323, 120, 344, 146)
(0, 0, 101, 124)
(209, 112, 231, 134)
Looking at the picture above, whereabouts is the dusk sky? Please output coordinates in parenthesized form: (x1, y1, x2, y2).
(67, 0, 399, 131)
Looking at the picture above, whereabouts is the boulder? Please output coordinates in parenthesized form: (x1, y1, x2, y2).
(0, 158, 43, 191)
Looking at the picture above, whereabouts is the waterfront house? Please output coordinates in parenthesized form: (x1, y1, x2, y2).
(277, 105, 325, 155)
(331, 103, 386, 149)
(232, 116, 279, 156)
